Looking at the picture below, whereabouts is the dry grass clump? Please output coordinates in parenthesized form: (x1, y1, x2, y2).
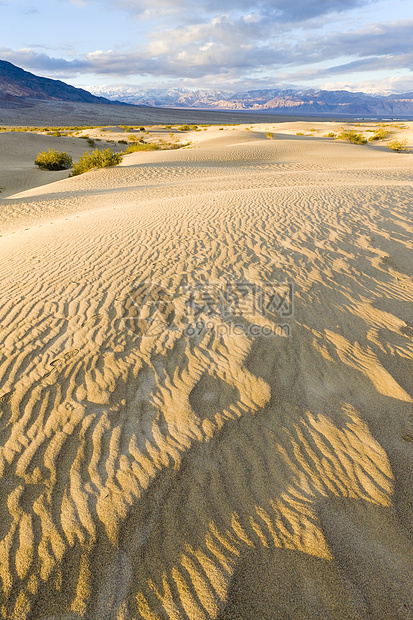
(123, 143, 160, 154)
(387, 139, 410, 152)
(368, 127, 391, 142)
(336, 130, 367, 144)
(123, 140, 190, 154)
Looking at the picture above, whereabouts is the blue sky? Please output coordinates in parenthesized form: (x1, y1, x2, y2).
(0, 0, 412, 93)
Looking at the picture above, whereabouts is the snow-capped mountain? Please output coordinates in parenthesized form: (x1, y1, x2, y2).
(89, 86, 413, 117)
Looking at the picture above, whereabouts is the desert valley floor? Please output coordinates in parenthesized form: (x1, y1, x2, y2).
(0, 122, 412, 619)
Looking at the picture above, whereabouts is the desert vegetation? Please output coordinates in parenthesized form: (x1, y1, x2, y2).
(70, 148, 123, 176)
(387, 139, 410, 152)
(34, 149, 73, 171)
(336, 130, 367, 144)
(368, 127, 391, 141)
(123, 143, 160, 154)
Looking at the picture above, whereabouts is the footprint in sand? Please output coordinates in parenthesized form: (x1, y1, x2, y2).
(0, 391, 12, 407)
(43, 349, 80, 380)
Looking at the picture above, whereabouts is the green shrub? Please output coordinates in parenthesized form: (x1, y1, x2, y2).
(178, 125, 191, 131)
(165, 125, 172, 129)
(295, 131, 305, 136)
(336, 130, 367, 144)
(265, 132, 274, 139)
(387, 139, 410, 152)
(47, 130, 62, 137)
(34, 149, 73, 171)
(70, 148, 123, 176)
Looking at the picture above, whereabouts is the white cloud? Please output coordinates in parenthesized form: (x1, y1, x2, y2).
(1, 3, 412, 91)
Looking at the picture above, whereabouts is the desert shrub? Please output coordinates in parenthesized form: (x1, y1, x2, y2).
(70, 149, 123, 176)
(190, 125, 198, 130)
(123, 143, 160, 154)
(34, 149, 73, 171)
(368, 127, 390, 142)
(87, 138, 96, 147)
(326, 132, 336, 137)
(265, 132, 274, 139)
(0, 186, 5, 192)
(139, 126, 145, 131)
(178, 125, 191, 131)
(118, 139, 128, 144)
(165, 125, 172, 129)
(336, 130, 367, 144)
(295, 131, 305, 135)
(387, 139, 410, 152)
(47, 130, 62, 137)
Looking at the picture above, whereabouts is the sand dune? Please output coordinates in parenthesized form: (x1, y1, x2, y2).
(0, 125, 412, 619)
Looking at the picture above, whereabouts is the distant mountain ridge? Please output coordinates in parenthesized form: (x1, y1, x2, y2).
(1, 60, 412, 117)
(0, 60, 117, 105)
(90, 85, 413, 117)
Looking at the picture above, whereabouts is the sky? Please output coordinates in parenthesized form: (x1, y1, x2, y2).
(0, 0, 412, 94)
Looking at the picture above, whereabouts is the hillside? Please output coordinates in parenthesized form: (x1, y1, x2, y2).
(0, 60, 117, 105)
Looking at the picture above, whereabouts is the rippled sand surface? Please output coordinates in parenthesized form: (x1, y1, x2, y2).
(0, 125, 412, 619)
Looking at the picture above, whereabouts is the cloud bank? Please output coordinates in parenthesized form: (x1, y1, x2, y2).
(1, 0, 412, 92)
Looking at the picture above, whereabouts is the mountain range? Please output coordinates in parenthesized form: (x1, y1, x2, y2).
(89, 86, 413, 118)
(0, 60, 115, 106)
(1, 60, 413, 118)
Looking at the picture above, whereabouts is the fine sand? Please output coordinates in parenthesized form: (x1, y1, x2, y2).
(0, 122, 412, 619)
